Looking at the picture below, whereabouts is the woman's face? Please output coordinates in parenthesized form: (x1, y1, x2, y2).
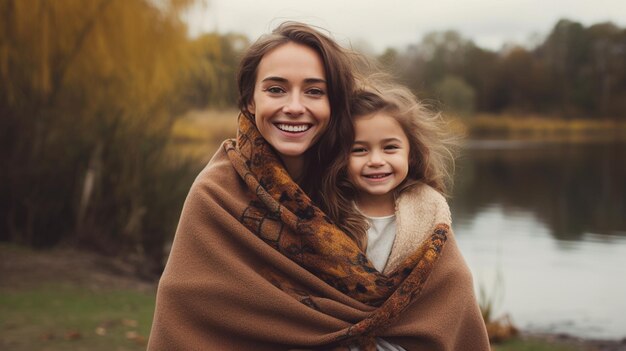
(247, 42, 331, 160)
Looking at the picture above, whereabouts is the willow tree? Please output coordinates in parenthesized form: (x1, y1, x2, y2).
(0, 0, 208, 273)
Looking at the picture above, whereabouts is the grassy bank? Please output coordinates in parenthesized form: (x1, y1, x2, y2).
(0, 286, 155, 351)
(0, 244, 156, 351)
(494, 338, 584, 351)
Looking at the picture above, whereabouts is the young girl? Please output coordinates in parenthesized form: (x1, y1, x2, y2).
(322, 82, 489, 349)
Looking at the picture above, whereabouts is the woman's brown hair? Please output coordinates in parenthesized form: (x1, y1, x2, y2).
(321, 78, 459, 249)
(237, 21, 358, 202)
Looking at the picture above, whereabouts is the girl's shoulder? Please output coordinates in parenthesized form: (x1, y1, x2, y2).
(396, 182, 451, 226)
(384, 182, 452, 274)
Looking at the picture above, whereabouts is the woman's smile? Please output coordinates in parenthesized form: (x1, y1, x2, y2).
(274, 122, 313, 134)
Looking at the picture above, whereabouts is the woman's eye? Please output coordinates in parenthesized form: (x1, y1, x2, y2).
(265, 86, 285, 94)
(306, 87, 326, 96)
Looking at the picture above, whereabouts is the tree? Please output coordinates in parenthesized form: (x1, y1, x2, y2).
(435, 75, 475, 115)
(0, 0, 204, 273)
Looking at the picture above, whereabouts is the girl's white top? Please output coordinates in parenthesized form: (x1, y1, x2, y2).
(364, 213, 397, 272)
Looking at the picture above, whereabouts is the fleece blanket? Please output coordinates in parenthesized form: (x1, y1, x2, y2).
(148, 114, 489, 350)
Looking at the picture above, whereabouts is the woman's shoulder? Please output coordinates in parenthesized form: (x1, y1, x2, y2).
(186, 140, 241, 201)
(194, 140, 236, 182)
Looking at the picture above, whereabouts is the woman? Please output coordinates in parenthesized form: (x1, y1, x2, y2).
(148, 22, 489, 350)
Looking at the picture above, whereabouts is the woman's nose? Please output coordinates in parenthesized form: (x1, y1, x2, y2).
(283, 94, 306, 116)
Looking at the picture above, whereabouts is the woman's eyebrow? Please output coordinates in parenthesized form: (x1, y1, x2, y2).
(304, 78, 327, 84)
(261, 76, 288, 83)
(261, 76, 326, 84)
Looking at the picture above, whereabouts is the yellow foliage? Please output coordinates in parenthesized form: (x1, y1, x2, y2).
(0, 0, 211, 253)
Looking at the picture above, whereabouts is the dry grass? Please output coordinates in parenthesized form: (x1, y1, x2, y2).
(167, 108, 239, 162)
(461, 114, 626, 141)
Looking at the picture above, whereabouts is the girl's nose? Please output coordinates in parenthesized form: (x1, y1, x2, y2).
(367, 151, 385, 166)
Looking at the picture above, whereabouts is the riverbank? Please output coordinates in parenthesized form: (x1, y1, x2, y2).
(1, 243, 624, 350)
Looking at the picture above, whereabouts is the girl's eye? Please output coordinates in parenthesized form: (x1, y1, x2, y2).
(351, 147, 367, 153)
(384, 145, 400, 151)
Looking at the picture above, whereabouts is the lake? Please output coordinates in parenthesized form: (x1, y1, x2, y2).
(451, 140, 626, 340)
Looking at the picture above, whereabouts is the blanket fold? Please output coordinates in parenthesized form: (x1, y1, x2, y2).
(148, 114, 489, 350)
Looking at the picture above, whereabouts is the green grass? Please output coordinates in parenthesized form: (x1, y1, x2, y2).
(0, 285, 155, 351)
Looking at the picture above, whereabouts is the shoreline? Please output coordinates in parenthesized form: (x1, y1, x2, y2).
(511, 331, 626, 351)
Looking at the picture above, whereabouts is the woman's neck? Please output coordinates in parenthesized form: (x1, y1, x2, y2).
(355, 192, 395, 217)
(280, 155, 304, 182)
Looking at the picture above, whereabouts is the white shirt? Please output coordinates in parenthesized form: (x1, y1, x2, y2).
(349, 337, 407, 351)
(364, 213, 397, 272)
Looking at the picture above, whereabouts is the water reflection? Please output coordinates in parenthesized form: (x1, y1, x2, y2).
(450, 141, 626, 339)
(452, 141, 626, 240)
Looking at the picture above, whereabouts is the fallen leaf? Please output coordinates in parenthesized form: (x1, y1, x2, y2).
(125, 330, 147, 345)
(122, 318, 138, 327)
(64, 330, 82, 340)
(98, 319, 119, 328)
(133, 334, 147, 346)
(39, 332, 55, 341)
(95, 326, 107, 336)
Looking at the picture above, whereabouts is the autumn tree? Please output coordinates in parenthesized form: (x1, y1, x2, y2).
(0, 0, 221, 274)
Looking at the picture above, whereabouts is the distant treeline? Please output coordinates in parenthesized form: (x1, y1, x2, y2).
(1, 0, 624, 272)
(379, 19, 626, 118)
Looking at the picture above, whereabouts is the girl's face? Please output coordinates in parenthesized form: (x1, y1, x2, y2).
(247, 42, 331, 161)
(348, 112, 410, 202)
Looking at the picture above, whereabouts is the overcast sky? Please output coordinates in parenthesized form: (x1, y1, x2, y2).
(183, 0, 626, 53)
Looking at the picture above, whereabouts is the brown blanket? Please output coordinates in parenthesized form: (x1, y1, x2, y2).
(148, 115, 489, 350)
